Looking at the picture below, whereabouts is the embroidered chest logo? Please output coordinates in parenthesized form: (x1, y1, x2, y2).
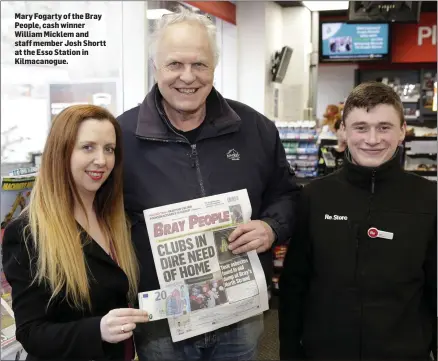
(226, 149, 240, 161)
(324, 214, 348, 221)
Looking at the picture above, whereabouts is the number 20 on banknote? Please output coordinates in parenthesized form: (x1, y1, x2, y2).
(138, 284, 190, 321)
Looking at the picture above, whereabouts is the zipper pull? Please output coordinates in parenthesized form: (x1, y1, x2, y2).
(190, 144, 197, 168)
(371, 170, 376, 194)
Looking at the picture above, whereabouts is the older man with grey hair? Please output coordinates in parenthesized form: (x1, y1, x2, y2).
(118, 5, 299, 361)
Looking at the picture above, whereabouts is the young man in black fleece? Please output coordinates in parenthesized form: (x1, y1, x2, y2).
(279, 81, 437, 361)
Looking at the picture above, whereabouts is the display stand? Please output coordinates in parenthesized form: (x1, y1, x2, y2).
(1, 169, 36, 360)
(276, 121, 319, 185)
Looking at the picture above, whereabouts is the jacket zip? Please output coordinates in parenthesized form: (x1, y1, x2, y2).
(158, 114, 207, 198)
(370, 170, 376, 195)
(190, 144, 206, 197)
(367, 170, 376, 220)
(357, 170, 376, 360)
(136, 134, 206, 198)
(354, 225, 360, 282)
(354, 222, 363, 360)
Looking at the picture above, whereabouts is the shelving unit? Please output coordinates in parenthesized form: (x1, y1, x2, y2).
(276, 121, 319, 180)
(1, 172, 35, 359)
(1, 285, 25, 359)
(355, 68, 437, 126)
(271, 244, 288, 294)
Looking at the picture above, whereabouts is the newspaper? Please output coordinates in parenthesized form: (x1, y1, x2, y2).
(140, 189, 269, 342)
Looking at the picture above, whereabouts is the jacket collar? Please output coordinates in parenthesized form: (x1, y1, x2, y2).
(341, 147, 403, 191)
(78, 223, 119, 269)
(136, 84, 241, 142)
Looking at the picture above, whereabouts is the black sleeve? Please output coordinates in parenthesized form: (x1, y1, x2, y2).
(278, 189, 312, 360)
(2, 218, 106, 359)
(424, 215, 437, 359)
(260, 129, 301, 243)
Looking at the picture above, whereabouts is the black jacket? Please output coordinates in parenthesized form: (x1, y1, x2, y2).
(118, 85, 300, 293)
(2, 216, 132, 361)
(279, 150, 437, 360)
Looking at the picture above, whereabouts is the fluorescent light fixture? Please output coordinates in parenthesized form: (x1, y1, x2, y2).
(147, 9, 173, 20)
(302, 1, 349, 12)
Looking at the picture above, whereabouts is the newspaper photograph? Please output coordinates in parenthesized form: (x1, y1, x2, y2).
(139, 189, 269, 342)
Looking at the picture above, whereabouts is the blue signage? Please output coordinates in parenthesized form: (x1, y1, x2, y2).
(321, 22, 389, 61)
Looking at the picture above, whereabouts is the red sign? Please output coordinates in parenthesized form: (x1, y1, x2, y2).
(185, 1, 236, 25)
(392, 12, 437, 63)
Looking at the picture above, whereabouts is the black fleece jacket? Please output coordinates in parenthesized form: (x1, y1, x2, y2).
(279, 149, 437, 361)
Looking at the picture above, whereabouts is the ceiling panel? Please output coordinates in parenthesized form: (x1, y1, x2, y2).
(275, 1, 304, 8)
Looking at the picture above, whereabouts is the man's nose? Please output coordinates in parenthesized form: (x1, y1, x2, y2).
(365, 128, 380, 145)
(179, 65, 196, 83)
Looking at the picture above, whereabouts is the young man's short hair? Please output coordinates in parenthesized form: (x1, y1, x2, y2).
(342, 81, 405, 126)
(334, 118, 342, 131)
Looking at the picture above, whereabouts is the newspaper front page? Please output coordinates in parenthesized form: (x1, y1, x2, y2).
(141, 189, 269, 342)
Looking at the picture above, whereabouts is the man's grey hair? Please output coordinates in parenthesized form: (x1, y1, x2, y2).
(149, 5, 220, 67)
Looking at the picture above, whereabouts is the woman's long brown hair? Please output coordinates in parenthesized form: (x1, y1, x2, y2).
(27, 104, 138, 309)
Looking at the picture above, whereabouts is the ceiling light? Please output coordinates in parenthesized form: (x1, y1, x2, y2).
(147, 9, 173, 20)
(302, 1, 349, 12)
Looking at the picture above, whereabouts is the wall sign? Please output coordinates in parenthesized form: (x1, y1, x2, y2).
(391, 12, 437, 63)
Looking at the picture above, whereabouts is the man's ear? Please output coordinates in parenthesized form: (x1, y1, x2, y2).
(399, 121, 407, 145)
(340, 120, 346, 132)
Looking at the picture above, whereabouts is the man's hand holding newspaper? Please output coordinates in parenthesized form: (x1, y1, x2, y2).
(227, 220, 276, 254)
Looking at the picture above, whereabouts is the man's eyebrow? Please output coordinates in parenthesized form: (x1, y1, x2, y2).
(165, 60, 209, 64)
(350, 121, 368, 126)
(377, 122, 395, 127)
(350, 121, 394, 126)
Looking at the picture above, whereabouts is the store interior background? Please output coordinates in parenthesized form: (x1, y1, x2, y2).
(1, 1, 437, 359)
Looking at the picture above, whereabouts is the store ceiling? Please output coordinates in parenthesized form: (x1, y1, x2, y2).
(275, 1, 304, 7)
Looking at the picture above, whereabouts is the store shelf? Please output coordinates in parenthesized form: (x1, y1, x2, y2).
(408, 170, 437, 176)
(401, 100, 419, 104)
(273, 259, 284, 268)
(405, 115, 419, 120)
(280, 137, 317, 141)
(405, 135, 437, 141)
(421, 108, 437, 116)
(405, 151, 437, 156)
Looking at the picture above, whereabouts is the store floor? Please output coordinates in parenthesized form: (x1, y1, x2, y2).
(258, 309, 279, 360)
(257, 296, 280, 361)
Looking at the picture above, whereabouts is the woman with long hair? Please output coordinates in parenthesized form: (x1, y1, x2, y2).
(2, 105, 148, 360)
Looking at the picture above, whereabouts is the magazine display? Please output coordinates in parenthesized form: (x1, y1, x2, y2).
(1, 170, 35, 358)
(140, 189, 269, 342)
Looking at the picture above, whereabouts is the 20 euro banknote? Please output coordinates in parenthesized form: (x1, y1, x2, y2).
(138, 283, 191, 321)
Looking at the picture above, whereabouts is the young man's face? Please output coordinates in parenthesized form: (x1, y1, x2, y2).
(343, 104, 406, 168)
